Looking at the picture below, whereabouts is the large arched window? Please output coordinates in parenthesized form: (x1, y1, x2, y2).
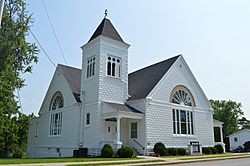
(49, 91, 63, 136)
(171, 86, 195, 135)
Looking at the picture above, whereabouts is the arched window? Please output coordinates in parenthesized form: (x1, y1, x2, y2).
(87, 56, 95, 78)
(107, 56, 121, 78)
(171, 86, 195, 135)
(50, 91, 63, 136)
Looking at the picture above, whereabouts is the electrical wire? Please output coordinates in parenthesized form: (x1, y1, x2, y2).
(29, 30, 81, 93)
(41, 0, 67, 64)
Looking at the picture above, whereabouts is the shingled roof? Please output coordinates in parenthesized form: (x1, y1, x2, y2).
(58, 55, 180, 102)
(88, 18, 124, 43)
(58, 64, 81, 102)
(128, 55, 180, 101)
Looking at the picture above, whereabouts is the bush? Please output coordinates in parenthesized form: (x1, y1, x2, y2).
(177, 148, 187, 155)
(202, 147, 212, 154)
(101, 144, 113, 158)
(233, 146, 245, 153)
(166, 148, 178, 156)
(214, 144, 224, 154)
(117, 146, 134, 158)
(244, 141, 250, 152)
(153, 142, 166, 156)
(12, 148, 23, 158)
(209, 147, 217, 154)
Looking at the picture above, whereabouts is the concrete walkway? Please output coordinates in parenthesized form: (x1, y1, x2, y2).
(2, 154, 250, 166)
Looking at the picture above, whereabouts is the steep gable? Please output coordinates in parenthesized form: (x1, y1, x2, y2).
(147, 55, 212, 110)
(38, 65, 80, 114)
(128, 55, 180, 101)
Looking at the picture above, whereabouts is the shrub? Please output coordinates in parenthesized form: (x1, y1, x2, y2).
(202, 147, 212, 154)
(153, 142, 166, 156)
(244, 141, 250, 152)
(214, 144, 224, 154)
(117, 146, 134, 158)
(177, 148, 187, 155)
(166, 148, 178, 156)
(101, 144, 113, 158)
(12, 148, 23, 158)
(233, 146, 245, 153)
(209, 147, 217, 154)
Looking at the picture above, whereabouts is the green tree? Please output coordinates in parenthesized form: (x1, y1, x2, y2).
(210, 100, 244, 138)
(239, 117, 250, 130)
(0, 0, 38, 157)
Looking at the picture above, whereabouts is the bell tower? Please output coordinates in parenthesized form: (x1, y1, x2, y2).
(80, 17, 130, 104)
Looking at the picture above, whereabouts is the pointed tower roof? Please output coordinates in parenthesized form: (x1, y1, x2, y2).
(88, 18, 124, 43)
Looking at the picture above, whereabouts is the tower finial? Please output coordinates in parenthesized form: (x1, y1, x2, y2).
(104, 9, 108, 18)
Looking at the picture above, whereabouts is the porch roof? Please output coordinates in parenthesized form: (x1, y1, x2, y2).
(103, 102, 144, 119)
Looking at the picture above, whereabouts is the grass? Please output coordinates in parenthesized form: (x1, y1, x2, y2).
(68, 160, 165, 166)
(179, 153, 250, 160)
(0, 157, 141, 165)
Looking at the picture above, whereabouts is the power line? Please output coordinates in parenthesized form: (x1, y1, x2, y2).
(41, 0, 68, 64)
(40, 0, 80, 95)
(29, 30, 81, 92)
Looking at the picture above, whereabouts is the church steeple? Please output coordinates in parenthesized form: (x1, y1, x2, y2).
(88, 18, 124, 43)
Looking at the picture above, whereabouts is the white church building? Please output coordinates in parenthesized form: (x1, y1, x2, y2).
(27, 17, 222, 158)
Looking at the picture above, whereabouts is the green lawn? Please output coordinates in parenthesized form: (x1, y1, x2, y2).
(0, 157, 141, 165)
(179, 153, 250, 160)
(68, 160, 165, 166)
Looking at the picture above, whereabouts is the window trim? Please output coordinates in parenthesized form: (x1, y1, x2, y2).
(86, 56, 96, 79)
(131, 122, 138, 139)
(106, 55, 122, 79)
(86, 113, 90, 126)
(49, 92, 64, 136)
(173, 109, 194, 136)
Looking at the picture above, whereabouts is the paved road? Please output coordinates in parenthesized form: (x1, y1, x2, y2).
(170, 158, 250, 166)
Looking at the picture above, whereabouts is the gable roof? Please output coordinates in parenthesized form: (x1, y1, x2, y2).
(227, 129, 250, 137)
(88, 18, 124, 43)
(58, 64, 81, 102)
(128, 55, 180, 101)
(57, 55, 180, 102)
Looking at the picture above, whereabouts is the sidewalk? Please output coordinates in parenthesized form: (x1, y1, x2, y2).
(2, 154, 250, 166)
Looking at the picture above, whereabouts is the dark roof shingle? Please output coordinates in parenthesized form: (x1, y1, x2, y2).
(104, 102, 142, 114)
(88, 18, 124, 43)
(58, 64, 81, 102)
(57, 55, 180, 102)
(128, 55, 180, 100)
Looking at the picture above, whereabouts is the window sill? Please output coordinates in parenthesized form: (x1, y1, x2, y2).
(172, 134, 195, 138)
(48, 135, 62, 137)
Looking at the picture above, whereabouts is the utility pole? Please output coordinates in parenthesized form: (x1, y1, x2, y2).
(0, 0, 5, 28)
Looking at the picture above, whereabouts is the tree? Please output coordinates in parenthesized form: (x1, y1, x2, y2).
(0, 0, 38, 157)
(210, 100, 244, 138)
(238, 117, 250, 130)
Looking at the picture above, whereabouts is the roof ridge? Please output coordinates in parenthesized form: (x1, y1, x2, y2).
(129, 54, 181, 75)
(58, 63, 81, 71)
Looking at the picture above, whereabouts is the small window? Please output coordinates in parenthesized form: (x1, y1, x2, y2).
(107, 56, 121, 78)
(86, 113, 90, 125)
(234, 137, 238, 142)
(87, 56, 95, 78)
(108, 126, 111, 132)
(131, 122, 137, 138)
(56, 148, 60, 153)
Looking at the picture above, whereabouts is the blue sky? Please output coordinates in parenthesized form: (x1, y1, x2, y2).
(21, 0, 250, 118)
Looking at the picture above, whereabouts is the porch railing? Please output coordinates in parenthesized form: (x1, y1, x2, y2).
(133, 139, 144, 150)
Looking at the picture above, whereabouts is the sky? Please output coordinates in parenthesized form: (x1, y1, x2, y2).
(20, 0, 250, 118)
